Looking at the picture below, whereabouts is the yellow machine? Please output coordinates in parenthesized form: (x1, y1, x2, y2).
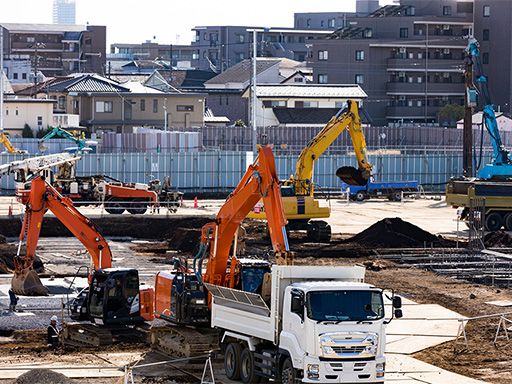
(248, 100, 372, 242)
(0, 133, 24, 153)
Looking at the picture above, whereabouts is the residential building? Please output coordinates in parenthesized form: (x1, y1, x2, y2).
(203, 58, 309, 124)
(46, 74, 205, 132)
(309, 0, 474, 125)
(109, 41, 198, 69)
(241, 84, 367, 127)
(2, 98, 55, 136)
(191, 26, 331, 72)
(0, 23, 106, 78)
(457, 112, 512, 131)
(53, 0, 76, 25)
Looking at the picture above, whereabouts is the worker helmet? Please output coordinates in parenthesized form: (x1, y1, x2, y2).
(50, 315, 58, 322)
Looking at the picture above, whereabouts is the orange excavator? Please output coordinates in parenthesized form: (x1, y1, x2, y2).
(154, 146, 292, 325)
(13, 175, 153, 344)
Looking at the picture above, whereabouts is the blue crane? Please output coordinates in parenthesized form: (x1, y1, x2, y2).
(38, 126, 95, 153)
(467, 37, 512, 179)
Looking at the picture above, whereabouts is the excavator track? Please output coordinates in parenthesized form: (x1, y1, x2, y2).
(62, 323, 114, 347)
(150, 325, 218, 357)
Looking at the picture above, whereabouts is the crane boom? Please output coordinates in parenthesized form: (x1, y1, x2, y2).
(292, 100, 372, 195)
(12, 175, 112, 295)
(196, 146, 290, 288)
(0, 133, 23, 154)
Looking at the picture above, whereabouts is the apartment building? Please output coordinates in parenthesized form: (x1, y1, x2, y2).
(53, 0, 76, 25)
(308, 0, 475, 125)
(191, 26, 331, 72)
(0, 23, 106, 79)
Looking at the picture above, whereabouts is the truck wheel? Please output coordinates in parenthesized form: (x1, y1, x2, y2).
(392, 191, 402, 202)
(355, 192, 365, 202)
(485, 212, 503, 232)
(224, 343, 242, 380)
(104, 199, 125, 215)
(240, 348, 260, 383)
(127, 202, 147, 215)
(505, 213, 512, 231)
(280, 358, 297, 384)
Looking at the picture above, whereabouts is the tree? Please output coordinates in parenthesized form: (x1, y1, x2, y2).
(36, 127, 52, 139)
(22, 124, 34, 138)
(437, 104, 464, 128)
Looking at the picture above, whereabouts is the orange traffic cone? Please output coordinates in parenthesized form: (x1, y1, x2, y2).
(194, 196, 198, 209)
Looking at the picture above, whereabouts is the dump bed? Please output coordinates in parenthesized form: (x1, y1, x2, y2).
(207, 265, 365, 344)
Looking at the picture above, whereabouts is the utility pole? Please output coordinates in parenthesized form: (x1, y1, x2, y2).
(463, 48, 474, 177)
(0, 27, 4, 133)
(251, 29, 257, 154)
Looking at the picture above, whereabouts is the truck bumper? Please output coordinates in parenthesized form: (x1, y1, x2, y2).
(301, 356, 385, 383)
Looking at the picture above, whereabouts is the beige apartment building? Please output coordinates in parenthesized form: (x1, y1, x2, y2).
(3, 98, 55, 136)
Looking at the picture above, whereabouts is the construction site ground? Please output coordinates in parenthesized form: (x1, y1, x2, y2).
(0, 196, 510, 383)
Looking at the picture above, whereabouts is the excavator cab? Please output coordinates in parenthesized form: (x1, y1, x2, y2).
(87, 269, 147, 326)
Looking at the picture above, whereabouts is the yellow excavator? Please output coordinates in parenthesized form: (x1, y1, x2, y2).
(248, 100, 372, 242)
(0, 132, 24, 153)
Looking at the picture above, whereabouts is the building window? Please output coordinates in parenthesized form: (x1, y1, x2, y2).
(236, 34, 245, 43)
(417, 100, 422, 107)
(483, 5, 490, 17)
(177, 105, 194, 111)
(320, 20, 324, 27)
(22, 73, 27, 80)
(303, 101, 319, 108)
(443, 6, 452, 16)
(399, 28, 409, 38)
(27, 36, 35, 43)
(16, 110, 19, 116)
(483, 52, 489, 64)
(483, 29, 490, 41)
(355, 50, 365, 61)
(318, 74, 328, 84)
(417, 76, 423, 83)
(140, 99, 146, 111)
(355, 74, 364, 84)
(13, 73, 18, 80)
(153, 99, 158, 113)
(318, 50, 329, 60)
(294, 77, 304, 83)
(37, 116, 42, 126)
(192, 52, 199, 60)
(58, 96, 65, 110)
(406, 6, 415, 16)
(95, 101, 112, 113)
(306, 19, 311, 28)
(328, 18, 336, 28)
(363, 28, 373, 38)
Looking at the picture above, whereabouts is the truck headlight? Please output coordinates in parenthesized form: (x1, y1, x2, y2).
(364, 345, 377, 355)
(191, 298, 205, 305)
(322, 346, 334, 355)
(376, 362, 385, 378)
(320, 336, 332, 343)
(307, 364, 320, 380)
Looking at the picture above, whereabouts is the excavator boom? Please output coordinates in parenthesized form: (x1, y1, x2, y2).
(12, 175, 112, 295)
(0, 133, 23, 154)
(197, 146, 290, 288)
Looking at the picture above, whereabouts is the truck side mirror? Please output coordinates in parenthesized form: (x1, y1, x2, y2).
(290, 290, 304, 321)
(394, 309, 403, 319)
(392, 296, 402, 309)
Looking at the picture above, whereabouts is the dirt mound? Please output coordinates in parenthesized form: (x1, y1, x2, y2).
(167, 227, 202, 253)
(0, 244, 44, 274)
(16, 369, 72, 384)
(347, 217, 441, 248)
(484, 231, 512, 247)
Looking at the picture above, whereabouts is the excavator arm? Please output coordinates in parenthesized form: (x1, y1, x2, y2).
(291, 100, 372, 195)
(38, 126, 89, 152)
(0, 133, 22, 154)
(195, 146, 290, 288)
(12, 175, 112, 295)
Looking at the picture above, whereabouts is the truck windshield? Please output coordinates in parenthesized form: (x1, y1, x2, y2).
(306, 290, 384, 322)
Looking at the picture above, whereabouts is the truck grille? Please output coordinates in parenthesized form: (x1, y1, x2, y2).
(332, 346, 365, 354)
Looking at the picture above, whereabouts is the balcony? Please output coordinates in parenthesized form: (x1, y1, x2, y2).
(386, 82, 464, 94)
(387, 58, 463, 71)
(11, 42, 63, 52)
(386, 106, 439, 119)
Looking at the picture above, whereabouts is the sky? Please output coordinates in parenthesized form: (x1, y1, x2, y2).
(0, 0, 394, 46)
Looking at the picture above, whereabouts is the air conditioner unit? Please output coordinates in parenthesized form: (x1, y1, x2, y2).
(399, 72, 406, 77)
(399, 47, 406, 53)
(443, 48, 450, 54)
(443, 72, 450, 78)
(443, 25, 450, 30)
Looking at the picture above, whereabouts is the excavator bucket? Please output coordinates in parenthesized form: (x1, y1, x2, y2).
(37, 141, 48, 153)
(336, 166, 369, 186)
(11, 268, 49, 296)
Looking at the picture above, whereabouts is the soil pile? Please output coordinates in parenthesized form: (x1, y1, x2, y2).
(167, 228, 202, 253)
(16, 369, 73, 384)
(348, 217, 442, 248)
(484, 231, 512, 247)
(0, 244, 44, 274)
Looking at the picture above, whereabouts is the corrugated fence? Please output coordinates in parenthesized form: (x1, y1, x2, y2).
(0, 150, 486, 193)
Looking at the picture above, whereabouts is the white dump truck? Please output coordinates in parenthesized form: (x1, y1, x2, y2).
(206, 265, 402, 384)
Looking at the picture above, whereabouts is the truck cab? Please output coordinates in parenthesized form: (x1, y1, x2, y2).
(281, 282, 387, 383)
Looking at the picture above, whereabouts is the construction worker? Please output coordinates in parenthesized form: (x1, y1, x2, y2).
(47, 315, 60, 348)
(8, 289, 18, 312)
